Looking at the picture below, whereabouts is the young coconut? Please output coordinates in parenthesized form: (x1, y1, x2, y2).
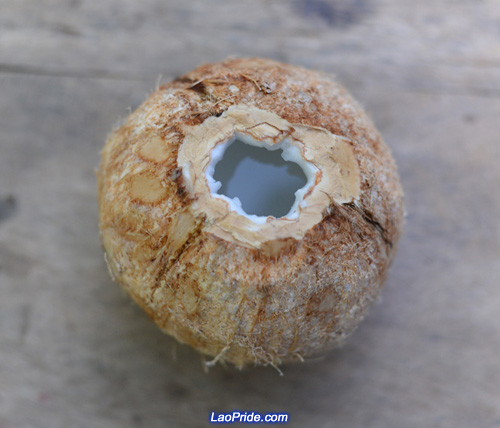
(98, 58, 404, 369)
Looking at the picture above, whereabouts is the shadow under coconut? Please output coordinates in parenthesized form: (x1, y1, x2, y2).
(95, 270, 379, 427)
(87, 224, 388, 427)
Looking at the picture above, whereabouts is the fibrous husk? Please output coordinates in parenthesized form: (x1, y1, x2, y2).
(98, 58, 404, 368)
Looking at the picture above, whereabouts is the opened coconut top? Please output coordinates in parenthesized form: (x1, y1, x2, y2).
(177, 105, 361, 249)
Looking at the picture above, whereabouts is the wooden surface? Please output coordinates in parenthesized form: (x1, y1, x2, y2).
(1, 1, 500, 427)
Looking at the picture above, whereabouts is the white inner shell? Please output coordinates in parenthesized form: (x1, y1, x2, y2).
(205, 133, 318, 225)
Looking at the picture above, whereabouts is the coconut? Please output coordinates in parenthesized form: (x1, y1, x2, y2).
(97, 58, 404, 368)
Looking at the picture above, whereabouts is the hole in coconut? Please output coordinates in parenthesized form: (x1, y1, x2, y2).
(205, 133, 317, 224)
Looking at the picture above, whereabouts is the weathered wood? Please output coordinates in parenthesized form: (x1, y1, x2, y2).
(2, 0, 500, 95)
(1, 1, 499, 427)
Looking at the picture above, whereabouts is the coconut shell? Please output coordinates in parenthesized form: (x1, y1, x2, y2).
(97, 58, 404, 368)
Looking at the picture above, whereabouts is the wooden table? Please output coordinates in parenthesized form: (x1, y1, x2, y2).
(1, 1, 499, 427)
